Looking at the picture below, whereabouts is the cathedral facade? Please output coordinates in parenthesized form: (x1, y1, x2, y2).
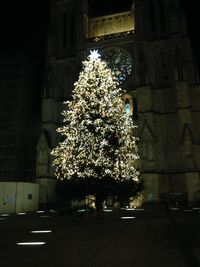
(36, 0, 200, 206)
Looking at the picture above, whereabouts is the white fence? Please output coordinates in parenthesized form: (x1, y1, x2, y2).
(0, 182, 39, 214)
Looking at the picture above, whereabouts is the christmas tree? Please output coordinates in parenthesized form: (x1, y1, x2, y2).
(51, 50, 141, 211)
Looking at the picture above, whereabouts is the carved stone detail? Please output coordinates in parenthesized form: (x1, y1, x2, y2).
(88, 11, 134, 38)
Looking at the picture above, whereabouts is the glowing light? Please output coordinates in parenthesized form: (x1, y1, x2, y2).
(126, 208, 144, 211)
(103, 209, 113, 212)
(169, 207, 180, 211)
(193, 207, 200, 210)
(49, 209, 57, 213)
(51, 47, 140, 191)
(88, 50, 101, 61)
(88, 11, 134, 39)
(125, 99, 131, 114)
(30, 230, 52, 233)
(17, 213, 26, 215)
(17, 242, 46, 246)
(77, 209, 86, 212)
(36, 211, 45, 213)
(1, 214, 9, 217)
(121, 216, 136, 220)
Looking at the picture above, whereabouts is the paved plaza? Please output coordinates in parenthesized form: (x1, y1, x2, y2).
(0, 204, 200, 267)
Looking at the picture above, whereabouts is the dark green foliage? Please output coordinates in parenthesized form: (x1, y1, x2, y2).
(116, 179, 144, 206)
(55, 177, 144, 211)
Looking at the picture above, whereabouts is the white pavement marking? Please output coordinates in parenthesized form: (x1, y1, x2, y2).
(30, 230, 52, 233)
(17, 242, 46, 246)
(121, 216, 136, 220)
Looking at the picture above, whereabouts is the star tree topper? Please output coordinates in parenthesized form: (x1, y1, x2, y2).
(88, 50, 101, 61)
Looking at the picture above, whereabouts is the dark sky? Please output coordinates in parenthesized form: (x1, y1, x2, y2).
(0, 1, 50, 59)
(183, 1, 200, 66)
(88, 0, 133, 17)
(0, 1, 50, 116)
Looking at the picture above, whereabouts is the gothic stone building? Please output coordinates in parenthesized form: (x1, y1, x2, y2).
(0, 51, 40, 183)
(36, 0, 200, 206)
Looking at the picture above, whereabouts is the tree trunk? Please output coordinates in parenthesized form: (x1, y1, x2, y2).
(95, 194, 103, 214)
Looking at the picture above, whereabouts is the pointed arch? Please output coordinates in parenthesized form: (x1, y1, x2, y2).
(174, 46, 185, 81)
(122, 93, 134, 115)
(180, 123, 195, 169)
(36, 130, 51, 178)
(37, 130, 51, 150)
(139, 119, 156, 142)
(180, 123, 195, 145)
(139, 120, 156, 165)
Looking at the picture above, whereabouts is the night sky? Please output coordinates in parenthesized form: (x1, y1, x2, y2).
(88, 0, 133, 16)
(0, 1, 200, 84)
(0, 1, 50, 115)
(0, 1, 50, 59)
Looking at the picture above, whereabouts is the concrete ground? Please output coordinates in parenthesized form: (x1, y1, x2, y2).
(0, 204, 200, 267)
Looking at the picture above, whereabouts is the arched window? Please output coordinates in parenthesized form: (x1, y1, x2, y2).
(125, 98, 131, 114)
(123, 94, 134, 115)
(122, 93, 138, 119)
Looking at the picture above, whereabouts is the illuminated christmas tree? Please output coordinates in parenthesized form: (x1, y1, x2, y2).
(51, 50, 141, 211)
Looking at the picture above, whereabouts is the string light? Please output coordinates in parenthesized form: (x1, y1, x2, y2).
(51, 50, 140, 182)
